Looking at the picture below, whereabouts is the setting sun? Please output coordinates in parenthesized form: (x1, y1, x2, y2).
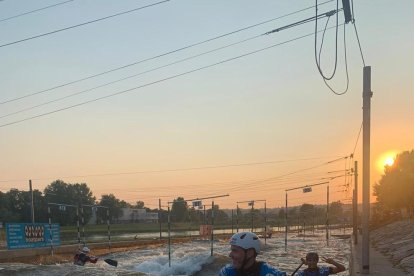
(377, 151, 398, 173)
(384, 157, 395, 167)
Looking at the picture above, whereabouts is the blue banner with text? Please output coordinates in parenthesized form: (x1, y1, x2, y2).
(6, 223, 60, 250)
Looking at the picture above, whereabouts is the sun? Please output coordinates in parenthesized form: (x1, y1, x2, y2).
(384, 157, 394, 167)
(377, 151, 398, 173)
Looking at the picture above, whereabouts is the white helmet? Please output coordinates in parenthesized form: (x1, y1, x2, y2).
(82, 246, 90, 253)
(230, 232, 261, 254)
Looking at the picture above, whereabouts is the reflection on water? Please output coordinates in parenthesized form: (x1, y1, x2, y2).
(0, 229, 350, 276)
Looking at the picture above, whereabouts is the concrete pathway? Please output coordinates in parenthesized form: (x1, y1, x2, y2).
(351, 234, 409, 275)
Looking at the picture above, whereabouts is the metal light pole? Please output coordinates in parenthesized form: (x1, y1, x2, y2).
(362, 66, 372, 273)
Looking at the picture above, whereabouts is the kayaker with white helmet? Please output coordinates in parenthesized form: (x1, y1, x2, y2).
(219, 232, 286, 276)
(74, 246, 98, 266)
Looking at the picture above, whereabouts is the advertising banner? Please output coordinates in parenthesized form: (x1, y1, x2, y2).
(6, 223, 60, 250)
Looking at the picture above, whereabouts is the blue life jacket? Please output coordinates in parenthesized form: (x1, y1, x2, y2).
(219, 262, 286, 276)
(297, 266, 332, 276)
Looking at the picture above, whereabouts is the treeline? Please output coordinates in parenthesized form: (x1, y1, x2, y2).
(0, 179, 348, 227)
(0, 180, 233, 226)
(0, 180, 141, 226)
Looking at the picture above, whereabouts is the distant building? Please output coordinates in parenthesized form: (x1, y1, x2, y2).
(117, 208, 158, 223)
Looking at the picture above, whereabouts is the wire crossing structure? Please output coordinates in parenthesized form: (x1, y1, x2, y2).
(47, 202, 80, 256)
(166, 194, 229, 267)
(284, 181, 329, 251)
(236, 200, 267, 245)
(81, 204, 111, 251)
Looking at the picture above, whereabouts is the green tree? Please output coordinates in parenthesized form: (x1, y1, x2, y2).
(0, 189, 47, 223)
(329, 201, 343, 223)
(374, 150, 414, 213)
(300, 203, 314, 215)
(134, 201, 145, 209)
(97, 194, 126, 223)
(43, 180, 96, 226)
(206, 204, 228, 224)
(278, 208, 286, 219)
(170, 197, 188, 222)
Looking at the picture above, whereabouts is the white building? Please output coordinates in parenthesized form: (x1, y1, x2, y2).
(117, 208, 159, 223)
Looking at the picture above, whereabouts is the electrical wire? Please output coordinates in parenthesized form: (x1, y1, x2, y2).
(0, 155, 343, 183)
(352, 122, 363, 157)
(0, 25, 342, 128)
(352, 22, 366, 67)
(0, 34, 263, 119)
(0, 0, 335, 106)
(321, 20, 349, 95)
(350, 0, 366, 66)
(314, 0, 339, 80)
(0, 0, 171, 49)
(0, 0, 74, 23)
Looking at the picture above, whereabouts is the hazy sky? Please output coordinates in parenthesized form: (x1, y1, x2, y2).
(0, 0, 413, 210)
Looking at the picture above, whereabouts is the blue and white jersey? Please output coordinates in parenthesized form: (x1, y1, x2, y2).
(219, 262, 286, 276)
(297, 266, 332, 276)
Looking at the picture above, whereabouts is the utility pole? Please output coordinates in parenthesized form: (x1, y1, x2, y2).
(285, 192, 288, 252)
(362, 66, 372, 273)
(29, 180, 35, 223)
(236, 204, 239, 232)
(231, 209, 234, 234)
(159, 199, 162, 240)
(326, 185, 329, 245)
(353, 161, 358, 244)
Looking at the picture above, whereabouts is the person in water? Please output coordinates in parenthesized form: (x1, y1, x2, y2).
(219, 232, 286, 276)
(74, 246, 98, 266)
(296, 252, 345, 276)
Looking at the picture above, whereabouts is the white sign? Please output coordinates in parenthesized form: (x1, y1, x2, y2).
(303, 187, 312, 193)
(192, 200, 202, 209)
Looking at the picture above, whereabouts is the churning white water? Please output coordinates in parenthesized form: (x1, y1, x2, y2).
(0, 230, 350, 276)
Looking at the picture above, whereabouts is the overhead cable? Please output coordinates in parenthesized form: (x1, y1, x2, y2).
(0, 156, 341, 183)
(0, 34, 262, 119)
(352, 122, 363, 157)
(0, 26, 342, 128)
(0, 0, 171, 49)
(0, 0, 334, 105)
(314, 0, 339, 81)
(350, 0, 366, 66)
(0, 0, 74, 23)
(320, 22, 350, 95)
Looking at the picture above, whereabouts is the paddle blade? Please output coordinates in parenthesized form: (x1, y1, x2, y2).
(104, 258, 118, 267)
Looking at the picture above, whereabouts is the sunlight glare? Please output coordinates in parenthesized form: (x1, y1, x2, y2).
(384, 157, 394, 167)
